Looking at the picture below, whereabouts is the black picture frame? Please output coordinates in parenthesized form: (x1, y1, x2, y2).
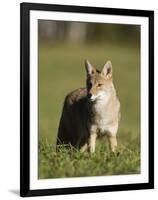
(20, 2, 154, 197)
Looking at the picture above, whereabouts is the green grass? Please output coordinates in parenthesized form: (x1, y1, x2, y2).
(38, 42, 140, 179)
(39, 139, 140, 178)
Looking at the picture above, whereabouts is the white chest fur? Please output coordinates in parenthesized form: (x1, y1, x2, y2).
(92, 93, 119, 136)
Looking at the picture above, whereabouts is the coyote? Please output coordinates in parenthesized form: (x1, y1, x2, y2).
(56, 60, 120, 153)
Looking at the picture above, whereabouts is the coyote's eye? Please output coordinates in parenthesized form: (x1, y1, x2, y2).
(97, 83, 103, 87)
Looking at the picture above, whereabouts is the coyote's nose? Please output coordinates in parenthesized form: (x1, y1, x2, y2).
(87, 93, 92, 99)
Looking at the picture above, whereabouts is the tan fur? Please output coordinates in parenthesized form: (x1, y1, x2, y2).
(56, 60, 120, 153)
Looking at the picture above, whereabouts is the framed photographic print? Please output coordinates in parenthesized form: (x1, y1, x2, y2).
(20, 2, 154, 197)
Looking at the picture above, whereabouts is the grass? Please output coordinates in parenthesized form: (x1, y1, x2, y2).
(38, 41, 140, 179)
(39, 139, 140, 179)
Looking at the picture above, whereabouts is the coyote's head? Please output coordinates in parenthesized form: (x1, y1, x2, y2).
(85, 59, 113, 102)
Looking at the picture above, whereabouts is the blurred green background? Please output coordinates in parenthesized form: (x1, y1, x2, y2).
(38, 20, 140, 178)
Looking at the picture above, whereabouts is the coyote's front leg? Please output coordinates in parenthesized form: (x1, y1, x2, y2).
(88, 126, 97, 153)
(107, 135, 117, 153)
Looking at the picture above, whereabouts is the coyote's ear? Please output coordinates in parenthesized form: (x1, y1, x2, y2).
(85, 59, 96, 76)
(101, 60, 112, 79)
